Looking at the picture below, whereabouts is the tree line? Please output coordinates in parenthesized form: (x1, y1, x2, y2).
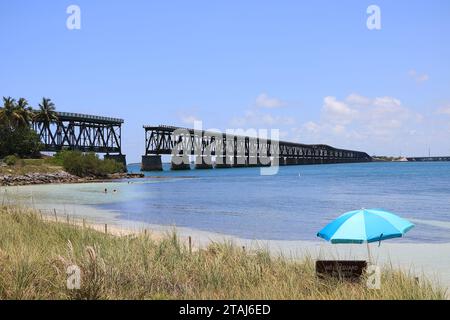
(0, 97, 58, 158)
(0, 97, 125, 175)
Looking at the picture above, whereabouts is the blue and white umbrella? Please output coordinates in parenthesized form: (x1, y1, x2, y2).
(317, 209, 415, 244)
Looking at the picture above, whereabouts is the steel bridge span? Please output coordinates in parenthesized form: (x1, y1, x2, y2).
(32, 112, 126, 166)
(142, 125, 372, 171)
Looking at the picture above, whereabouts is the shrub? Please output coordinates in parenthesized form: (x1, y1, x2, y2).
(54, 151, 124, 177)
(0, 125, 42, 158)
(4, 155, 18, 166)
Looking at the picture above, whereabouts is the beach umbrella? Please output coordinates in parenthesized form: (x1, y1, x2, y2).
(317, 208, 414, 261)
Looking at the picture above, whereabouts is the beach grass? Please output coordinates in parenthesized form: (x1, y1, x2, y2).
(0, 205, 446, 300)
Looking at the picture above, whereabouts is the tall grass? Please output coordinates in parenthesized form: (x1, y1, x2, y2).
(0, 205, 446, 300)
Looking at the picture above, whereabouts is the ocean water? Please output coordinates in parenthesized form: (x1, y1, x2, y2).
(86, 161, 450, 243)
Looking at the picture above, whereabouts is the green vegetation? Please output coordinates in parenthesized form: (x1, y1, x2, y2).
(53, 150, 125, 177)
(3, 155, 19, 166)
(34, 98, 58, 127)
(0, 158, 63, 176)
(0, 126, 42, 159)
(1, 97, 123, 178)
(0, 152, 123, 177)
(0, 206, 445, 300)
(0, 96, 60, 159)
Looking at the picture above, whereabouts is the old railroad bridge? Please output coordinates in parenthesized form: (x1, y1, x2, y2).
(31, 111, 372, 170)
(141, 125, 372, 171)
(33, 111, 126, 166)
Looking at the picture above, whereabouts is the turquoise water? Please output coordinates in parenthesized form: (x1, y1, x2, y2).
(93, 162, 450, 243)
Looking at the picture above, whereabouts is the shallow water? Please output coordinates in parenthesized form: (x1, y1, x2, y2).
(122, 161, 450, 242)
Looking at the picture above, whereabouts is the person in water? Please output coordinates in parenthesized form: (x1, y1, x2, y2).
(104, 188, 107, 193)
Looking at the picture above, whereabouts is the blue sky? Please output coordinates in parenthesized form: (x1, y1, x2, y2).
(1, 0, 450, 162)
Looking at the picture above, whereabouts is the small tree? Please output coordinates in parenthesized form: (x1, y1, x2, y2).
(54, 151, 124, 177)
(0, 125, 42, 158)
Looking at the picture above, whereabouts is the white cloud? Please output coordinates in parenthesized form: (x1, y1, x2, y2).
(303, 121, 320, 134)
(373, 96, 402, 107)
(255, 93, 285, 109)
(346, 93, 371, 105)
(322, 96, 357, 125)
(230, 93, 294, 128)
(180, 114, 201, 126)
(231, 109, 295, 127)
(293, 93, 423, 154)
(408, 69, 429, 83)
(437, 105, 450, 115)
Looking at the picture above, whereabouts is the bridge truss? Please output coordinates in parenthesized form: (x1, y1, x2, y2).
(33, 112, 123, 154)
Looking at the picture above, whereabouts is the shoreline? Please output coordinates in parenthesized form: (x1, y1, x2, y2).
(0, 171, 146, 187)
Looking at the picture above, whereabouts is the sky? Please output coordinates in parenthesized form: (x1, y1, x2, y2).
(1, 0, 450, 162)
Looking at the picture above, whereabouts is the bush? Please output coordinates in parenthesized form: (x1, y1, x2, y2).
(0, 125, 42, 158)
(4, 155, 18, 166)
(54, 151, 124, 177)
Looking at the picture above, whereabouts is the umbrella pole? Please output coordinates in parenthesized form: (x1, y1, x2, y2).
(366, 241, 372, 264)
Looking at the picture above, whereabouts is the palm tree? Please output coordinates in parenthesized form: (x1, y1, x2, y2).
(15, 98, 33, 128)
(35, 98, 58, 126)
(0, 97, 35, 129)
(34, 98, 58, 143)
(0, 96, 18, 128)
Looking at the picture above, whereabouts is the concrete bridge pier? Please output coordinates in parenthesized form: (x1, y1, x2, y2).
(105, 154, 127, 171)
(171, 154, 191, 170)
(141, 155, 162, 171)
(195, 155, 213, 169)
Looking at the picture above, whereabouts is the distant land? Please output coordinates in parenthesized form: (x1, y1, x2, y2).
(372, 156, 450, 162)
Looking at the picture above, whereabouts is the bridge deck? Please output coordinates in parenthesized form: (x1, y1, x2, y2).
(57, 112, 123, 125)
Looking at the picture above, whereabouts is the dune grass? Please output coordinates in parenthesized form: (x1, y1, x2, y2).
(0, 205, 446, 300)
